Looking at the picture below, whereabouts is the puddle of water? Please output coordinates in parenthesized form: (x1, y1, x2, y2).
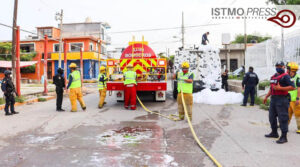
(96, 127, 153, 148)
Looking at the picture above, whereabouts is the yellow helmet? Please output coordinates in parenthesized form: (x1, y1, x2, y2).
(100, 66, 106, 71)
(287, 62, 299, 71)
(69, 63, 77, 68)
(127, 64, 134, 68)
(181, 62, 190, 68)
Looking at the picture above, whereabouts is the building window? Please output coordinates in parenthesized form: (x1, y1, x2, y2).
(20, 43, 35, 53)
(38, 29, 52, 38)
(53, 44, 64, 52)
(70, 43, 83, 52)
(89, 43, 93, 51)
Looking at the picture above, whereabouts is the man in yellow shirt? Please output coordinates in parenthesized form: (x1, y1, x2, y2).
(67, 63, 86, 112)
(173, 62, 194, 120)
(98, 66, 107, 109)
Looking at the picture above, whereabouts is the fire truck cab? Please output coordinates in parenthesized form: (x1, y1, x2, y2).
(106, 39, 167, 102)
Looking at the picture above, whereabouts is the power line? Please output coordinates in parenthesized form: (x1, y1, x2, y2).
(108, 23, 224, 34)
(0, 22, 84, 50)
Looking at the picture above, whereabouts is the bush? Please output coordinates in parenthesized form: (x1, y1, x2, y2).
(15, 96, 25, 103)
(21, 65, 35, 73)
(258, 81, 270, 90)
(0, 98, 4, 105)
(228, 75, 243, 80)
(38, 97, 47, 102)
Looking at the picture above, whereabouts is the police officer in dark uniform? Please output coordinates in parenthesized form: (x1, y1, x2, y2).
(241, 66, 259, 106)
(1, 70, 19, 116)
(264, 61, 295, 144)
(53, 68, 65, 111)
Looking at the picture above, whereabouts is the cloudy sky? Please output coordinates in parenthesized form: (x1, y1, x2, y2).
(1, 0, 300, 55)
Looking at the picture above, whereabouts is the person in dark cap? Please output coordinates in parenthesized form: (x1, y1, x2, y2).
(264, 61, 295, 144)
(1, 70, 19, 116)
(241, 66, 259, 106)
(53, 68, 65, 111)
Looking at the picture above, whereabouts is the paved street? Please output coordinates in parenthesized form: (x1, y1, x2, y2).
(0, 84, 299, 167)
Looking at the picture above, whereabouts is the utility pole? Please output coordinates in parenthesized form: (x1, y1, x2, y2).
(244, 16, 247, 66)
(56, 9, 63, 68)
(182, 12, 184, 48)
(11, 0, 18, 84)
(281, 27, 284, 60)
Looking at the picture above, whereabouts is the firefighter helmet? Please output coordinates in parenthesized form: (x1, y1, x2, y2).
(127, 64, 134, 68)
(181, 62, 190, 68)
(287, 62, 299, 71)
(69, 63, 77, 68)
(100, 66, 106, 71)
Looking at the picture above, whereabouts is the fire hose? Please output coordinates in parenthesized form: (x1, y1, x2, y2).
(180, 91, 222, 167)
(136, 93, 222, 167)
(136, 96, 180, 121)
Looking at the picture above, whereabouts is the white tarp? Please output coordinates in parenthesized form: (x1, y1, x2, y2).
(0, 60, 37, 68)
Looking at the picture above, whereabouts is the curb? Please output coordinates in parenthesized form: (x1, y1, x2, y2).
(0, 96, 56, 110)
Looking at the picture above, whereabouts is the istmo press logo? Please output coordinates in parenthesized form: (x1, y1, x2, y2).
(211, 6, 300, 28)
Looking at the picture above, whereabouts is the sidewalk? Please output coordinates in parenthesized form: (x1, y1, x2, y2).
(0, 84, 55, 97)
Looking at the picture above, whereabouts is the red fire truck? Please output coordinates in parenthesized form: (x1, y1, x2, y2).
(106, 39, 167, 102)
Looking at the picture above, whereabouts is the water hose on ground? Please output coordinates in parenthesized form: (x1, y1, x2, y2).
(136, 96, 180, 121)
(180, 91, 222, 167)
(136, 93, 222, 166)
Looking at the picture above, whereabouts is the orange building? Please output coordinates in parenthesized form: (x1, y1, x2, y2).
(1, 21, 111, 81)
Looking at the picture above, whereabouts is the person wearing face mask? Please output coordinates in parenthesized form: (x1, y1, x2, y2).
(173, 62, 194, 121)
(53, 68, 66, 111)
(1, 70, 19, 116)
(286, 62, 300, 134)
(263, 61, 295, 144)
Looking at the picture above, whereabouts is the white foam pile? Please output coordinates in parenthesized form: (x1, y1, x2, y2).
(193, 89, 243, 105)
(174, 44, 222, 89)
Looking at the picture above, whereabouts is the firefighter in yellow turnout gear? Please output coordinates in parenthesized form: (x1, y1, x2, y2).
(287, 62, 300, 134)
(67, 63, 86, 112)
(174, 62, 194, 120)
(98, 66, 107, 109)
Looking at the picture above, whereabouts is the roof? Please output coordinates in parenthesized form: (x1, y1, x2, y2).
(62, 22, 111, 29)
(36, 26, 60, 30)
(1, 36, 99, 43)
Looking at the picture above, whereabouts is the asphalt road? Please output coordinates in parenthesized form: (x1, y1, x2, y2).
(0, 84, 299, 167)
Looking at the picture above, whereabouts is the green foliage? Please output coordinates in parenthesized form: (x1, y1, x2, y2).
(0, 98, 4, 105)
(0, 52, 36, 61)
(38, 97, 47, 102)
(267, 0, 300, 5)
(15, 96, 25, 103)
(232, 34, 271, 44)
(228, 75, 243, 80)
(260, 104, 270, 110)
(0, 42, 12, 54)
(20, 53, 36, 61)
(259, 81, 270, 90)
(250, 96, 270, 110)
(21, 65, 36, 73)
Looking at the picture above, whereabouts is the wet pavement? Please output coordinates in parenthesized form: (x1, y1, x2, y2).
(0, 84, 299, 167)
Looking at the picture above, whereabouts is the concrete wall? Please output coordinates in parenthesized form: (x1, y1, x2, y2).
(219, 50, 245, 71)
(228, 80, 243, 93)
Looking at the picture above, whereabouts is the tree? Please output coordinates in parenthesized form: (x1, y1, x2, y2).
(232, 34, 271, 44)
(0, 42, 12, 54)
(267, 0, 300, 4)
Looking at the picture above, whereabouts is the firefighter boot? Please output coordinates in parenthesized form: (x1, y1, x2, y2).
(276, 133, 288, 144)
(265, 130, 279, 138)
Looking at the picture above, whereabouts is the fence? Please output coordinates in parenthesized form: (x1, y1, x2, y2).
(245, 29, 300, 81)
